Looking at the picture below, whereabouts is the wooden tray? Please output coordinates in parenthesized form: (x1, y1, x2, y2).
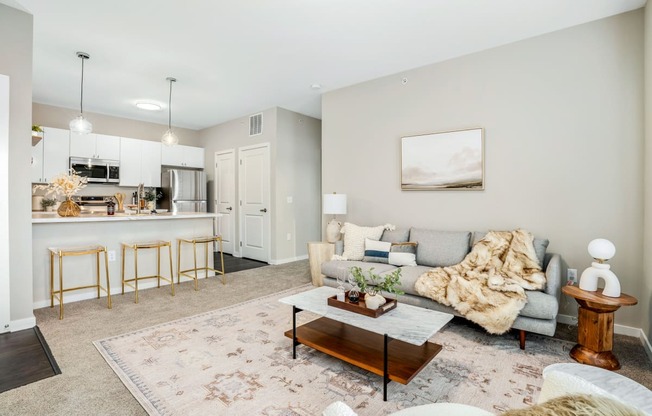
(327, 292, 397, 318)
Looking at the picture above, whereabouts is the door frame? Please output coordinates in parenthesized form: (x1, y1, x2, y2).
(0, 75, 10, 333)
(237, 142, 271, 263)
(214, 149, 237, 256)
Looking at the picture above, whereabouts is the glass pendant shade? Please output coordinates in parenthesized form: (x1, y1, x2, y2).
(69, 115, 92, 135)
(161, 129, 179, 146)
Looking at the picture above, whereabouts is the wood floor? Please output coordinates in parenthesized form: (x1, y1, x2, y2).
(218, 253, 267, 273)
(0, 326, 60, 393)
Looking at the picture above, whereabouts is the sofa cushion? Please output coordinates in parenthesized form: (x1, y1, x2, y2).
(362, 238, 391, 263)
(473, 231, 549, 268)
(380, 265, 433, 296)
(341, 223, 387, 260)
(410, 228, 471, 267)
(388, 242, 418, 267)
(381, 228, 410, 243)
(520, 290, 558, 320)
(321, 260, 397, 282)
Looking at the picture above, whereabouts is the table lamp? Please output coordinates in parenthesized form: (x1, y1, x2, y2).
(578, 238, 621, 298)
(323, 193, 347, 243)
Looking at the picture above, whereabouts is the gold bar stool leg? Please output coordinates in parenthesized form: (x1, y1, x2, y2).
(218, 237, 225, 284)
(58, 252, 64, 320)
(134, 247, 139, 304)
(104, 248, 112, 309)
(193, 240, 198, 291)
(121, 244, 126, 295)
(157, 246, 161, 288)
(96, 251, 100, 299)
(49, 251, 54, 308)
(177, 240, 182, 285)
(168, 243, 175, 296)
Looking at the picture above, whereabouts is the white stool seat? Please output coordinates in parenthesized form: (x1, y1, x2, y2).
(541, 363, 652, 415)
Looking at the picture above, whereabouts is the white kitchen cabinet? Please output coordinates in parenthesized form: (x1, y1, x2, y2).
(31, 127, 70, 183)
(161, 144, 204, 168)
(70, 132, 120, 160)
(119, 137, 161, 187)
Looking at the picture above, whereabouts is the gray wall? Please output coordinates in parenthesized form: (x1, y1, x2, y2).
(644, 4, 652, 344)
(322, 10, 644, 328)
(275, 108, 321, 260)
(0, 4, 34, 326)
(199, 107, 321, 262)
(33, 103, 201, 145)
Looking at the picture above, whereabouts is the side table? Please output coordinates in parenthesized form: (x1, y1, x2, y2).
(561, 285, 637, 370)
(307, 242, 334, 286)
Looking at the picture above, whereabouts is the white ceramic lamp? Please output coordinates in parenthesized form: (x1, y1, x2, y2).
(578, 238, 621, 298)
(323, 193, 347, 243)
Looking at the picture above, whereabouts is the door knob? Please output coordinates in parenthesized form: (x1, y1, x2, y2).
(260, 208, 267, 213)
(226, 207, 232, 211)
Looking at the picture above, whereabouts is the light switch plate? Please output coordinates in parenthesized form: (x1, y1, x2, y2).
(108, 250, 116, 262)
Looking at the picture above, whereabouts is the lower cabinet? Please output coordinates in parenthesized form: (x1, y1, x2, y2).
(119, 137, 161, 187)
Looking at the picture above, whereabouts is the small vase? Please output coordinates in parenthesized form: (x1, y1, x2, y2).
(147, 200, 155, 211)
(57, 197, 81, 217)
(365, 293, 386, 310)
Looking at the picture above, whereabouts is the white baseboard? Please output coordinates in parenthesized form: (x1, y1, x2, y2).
(269, 255, 308, 265)
(33, 272, 213, 309)
(11, 316, 36, 331)
(557, 313, 652, 361)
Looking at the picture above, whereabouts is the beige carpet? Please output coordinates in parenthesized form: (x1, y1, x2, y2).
(95, 284, 576, 415)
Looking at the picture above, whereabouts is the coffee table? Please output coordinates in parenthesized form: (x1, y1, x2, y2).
(279, 287, 453, 401)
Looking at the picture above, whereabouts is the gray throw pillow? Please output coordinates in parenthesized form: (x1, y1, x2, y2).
(381, 228, 410, 243)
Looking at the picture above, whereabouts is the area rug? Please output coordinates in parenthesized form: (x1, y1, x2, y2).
(94, 285, 575, 415)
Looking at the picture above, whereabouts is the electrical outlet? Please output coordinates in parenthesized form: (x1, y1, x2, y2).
(286, 196, 293, 204)
(286, 233, 292, 241)
(108, 250, 116, 262)
(567, 268, 577, 282)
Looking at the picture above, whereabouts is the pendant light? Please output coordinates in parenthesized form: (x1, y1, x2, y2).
(161, 77, 179, 146)
(69, 52, 92, 135)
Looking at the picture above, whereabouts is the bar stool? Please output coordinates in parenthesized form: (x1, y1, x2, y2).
(49, 244, 111, 320)
(121, 240, 174, 303)
(177, 236, 225, 290)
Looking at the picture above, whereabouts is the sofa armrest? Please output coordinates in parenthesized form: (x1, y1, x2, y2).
(544, 253, 562, 300)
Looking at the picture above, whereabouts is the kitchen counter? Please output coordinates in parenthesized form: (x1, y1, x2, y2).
(32, 211, 220, 223)
(32, 212, 222, 309)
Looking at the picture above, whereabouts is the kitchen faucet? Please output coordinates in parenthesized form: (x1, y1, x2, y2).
(136, 183, 144, 214)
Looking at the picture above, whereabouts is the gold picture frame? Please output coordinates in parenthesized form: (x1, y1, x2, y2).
(401, 127, 484, 191)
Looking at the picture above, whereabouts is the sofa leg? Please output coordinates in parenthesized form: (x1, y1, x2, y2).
(519, 330, 526, 350)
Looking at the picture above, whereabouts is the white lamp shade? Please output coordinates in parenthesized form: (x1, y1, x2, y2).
(588, 238, 616, 260)
(69, 115, 92, 135)
(323, 194, 347, 215)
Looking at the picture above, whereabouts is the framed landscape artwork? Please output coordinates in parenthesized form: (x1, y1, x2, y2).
(401, 128, 484, 190)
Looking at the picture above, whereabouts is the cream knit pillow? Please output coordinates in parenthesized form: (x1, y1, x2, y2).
(341, 223, 395, 261)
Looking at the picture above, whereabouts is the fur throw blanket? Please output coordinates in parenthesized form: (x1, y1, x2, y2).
(414, 230, 546, 334)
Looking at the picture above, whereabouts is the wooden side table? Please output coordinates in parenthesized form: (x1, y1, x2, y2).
(307, 242, 334, 286)
(562, 285, 637, 370)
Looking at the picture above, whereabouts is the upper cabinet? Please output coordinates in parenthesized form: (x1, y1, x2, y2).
(31, 127, 70, 183)
(161, 144, 204, 168)
(70, 132, 120, 160)
(119, 137, 161, 187)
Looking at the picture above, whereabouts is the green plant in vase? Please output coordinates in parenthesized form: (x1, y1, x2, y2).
(349, 266, 403, 309)
(143, 188, 162, 211)
(41, 197, 57, 212)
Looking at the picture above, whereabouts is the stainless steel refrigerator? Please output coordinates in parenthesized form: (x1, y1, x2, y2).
(160, 168, 207, 213)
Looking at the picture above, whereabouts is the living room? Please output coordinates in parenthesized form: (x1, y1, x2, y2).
(1, 1, 651, 415)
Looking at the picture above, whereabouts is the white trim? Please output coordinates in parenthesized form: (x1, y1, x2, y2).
(269, 255, 308, 265)
(10, 316, 36, 332)
(558, 313, 652, 362)
(0, 75, 9, 334)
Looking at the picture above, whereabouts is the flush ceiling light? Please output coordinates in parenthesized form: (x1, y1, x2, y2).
(161, 77, 179, 147)
(135, 102, 162, 111)
(69, 52, 92, 135)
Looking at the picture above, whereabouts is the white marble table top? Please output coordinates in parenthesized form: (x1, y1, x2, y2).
(279, 286, 453, 346)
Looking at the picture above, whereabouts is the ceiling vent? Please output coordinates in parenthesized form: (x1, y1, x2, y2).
(249, 113, 263, 136)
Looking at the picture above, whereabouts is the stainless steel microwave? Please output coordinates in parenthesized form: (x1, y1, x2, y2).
(69, 157, 120, 184)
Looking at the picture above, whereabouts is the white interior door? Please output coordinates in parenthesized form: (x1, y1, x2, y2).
(0, 75, 10, 333)
(239, 143, 270, 262)
(214, 149, 236, 254)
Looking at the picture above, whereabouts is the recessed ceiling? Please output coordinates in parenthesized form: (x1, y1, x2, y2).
(5, 0, 646, 130)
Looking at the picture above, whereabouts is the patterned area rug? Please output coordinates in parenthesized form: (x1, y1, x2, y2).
(94, 285, 574, 415)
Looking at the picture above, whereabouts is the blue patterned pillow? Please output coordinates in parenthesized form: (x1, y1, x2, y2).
(363, 238, 391, 263)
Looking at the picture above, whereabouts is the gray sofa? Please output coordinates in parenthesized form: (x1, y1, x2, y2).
(319, 228, 562, 349)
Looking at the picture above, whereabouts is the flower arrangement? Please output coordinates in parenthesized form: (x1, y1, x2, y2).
(143, 188, 162, 202)
(34, 170, 88, 198)
(349, 266, 404, 297)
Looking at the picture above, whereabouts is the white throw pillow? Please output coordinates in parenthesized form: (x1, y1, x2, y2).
(341, 223, 394, 261)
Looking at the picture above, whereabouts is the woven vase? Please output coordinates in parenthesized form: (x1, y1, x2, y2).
(57, 197, 81, 217)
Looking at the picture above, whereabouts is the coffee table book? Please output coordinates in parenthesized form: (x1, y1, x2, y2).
(327, 292, 397, 318)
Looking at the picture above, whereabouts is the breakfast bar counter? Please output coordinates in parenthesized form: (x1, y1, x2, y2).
(32, 212, 221, 309)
